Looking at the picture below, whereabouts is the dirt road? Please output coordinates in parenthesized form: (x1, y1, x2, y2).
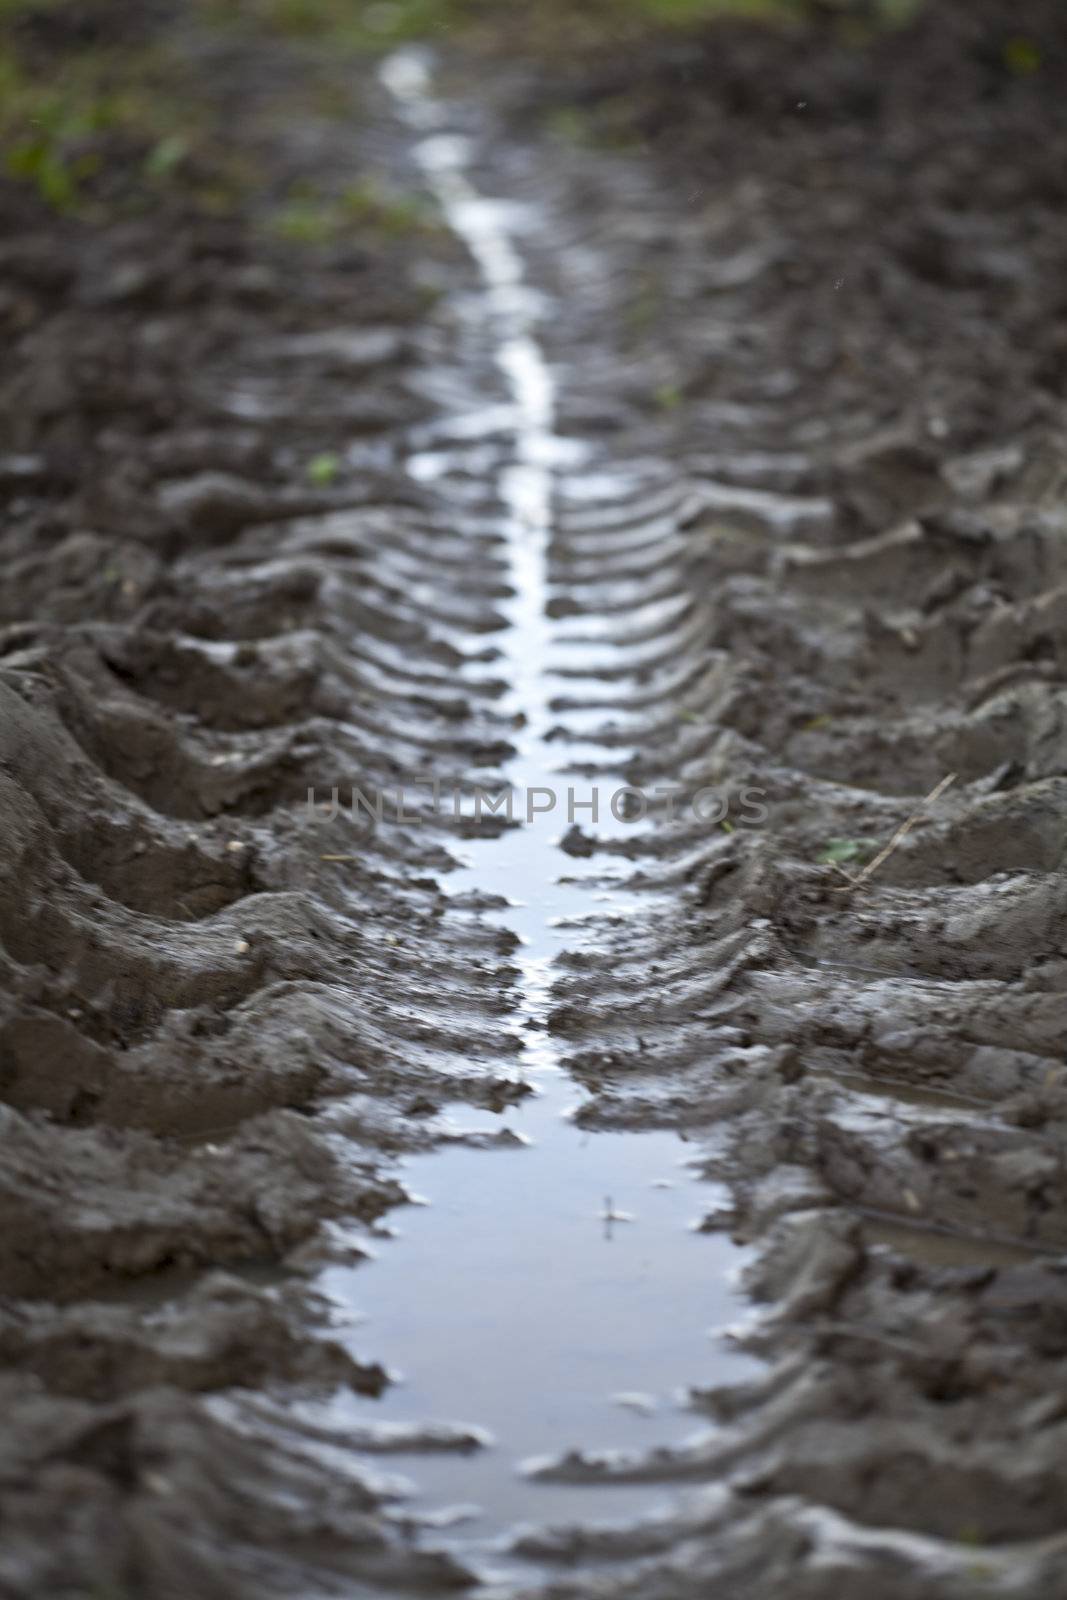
(3, 2, 1067, 1595)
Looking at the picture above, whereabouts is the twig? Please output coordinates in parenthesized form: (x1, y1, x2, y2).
(834, 772, 956, 892)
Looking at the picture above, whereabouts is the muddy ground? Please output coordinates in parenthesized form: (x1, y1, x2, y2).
(4, 0, 1067, 1595)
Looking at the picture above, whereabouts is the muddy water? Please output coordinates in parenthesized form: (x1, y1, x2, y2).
(302, 49, 754, 1563)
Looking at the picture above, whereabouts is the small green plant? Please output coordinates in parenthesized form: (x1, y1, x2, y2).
(817, 837, 876, 867)
(1003, 36, 1041, 75)
(654, 382, 683, 412)
(0, 66, 106, 209)
(340, 178, 436, 234)
(0, 3, 264, 217)
(270, 195, 337, 243)
(269, 177, 438, 245)
(6, 135, 77, 207)
(143, 132, 189, 179)
(306, 451, 341, 486)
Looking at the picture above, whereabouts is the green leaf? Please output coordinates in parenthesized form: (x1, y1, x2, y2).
(307, 452, 341, 487)
(817, 837, 874, 866)
(1004, 36, 1041, 75)
(145, 134, 189, 178)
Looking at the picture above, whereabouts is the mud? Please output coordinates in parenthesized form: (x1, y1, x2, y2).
(4, 0, 1067, 1595)
(0, 8, 522, 1593)
(488, 4, 1067, 1593)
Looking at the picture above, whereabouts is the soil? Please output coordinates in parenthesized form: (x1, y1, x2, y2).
(3, 0, 1067, 1596)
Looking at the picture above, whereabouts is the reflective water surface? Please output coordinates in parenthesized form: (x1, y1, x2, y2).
(307, 49, 755, 1565)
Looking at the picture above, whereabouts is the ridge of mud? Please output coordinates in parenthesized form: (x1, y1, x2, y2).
(452, 6, 1067, 1594)
(0, 12, 523, 1596)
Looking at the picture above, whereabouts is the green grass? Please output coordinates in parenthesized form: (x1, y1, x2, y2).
(0, 6, 352, 218)
(204, 0, 471, 48)
(0, 24, 218, 213)
(0, 0, 929, 214)
(608, 0, 925, 30)
(268, 177, 441, 245)
(204, 0, 925, 52)
(625, 0, 796, 19)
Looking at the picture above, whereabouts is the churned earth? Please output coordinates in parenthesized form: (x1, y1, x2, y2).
(3, 1, 1067, 1596)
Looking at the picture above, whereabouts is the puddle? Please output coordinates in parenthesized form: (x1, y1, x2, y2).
(300, 48, 754, 1562)
(864, 1214, 1054, 1268)
(316, 1117, 748, 1543)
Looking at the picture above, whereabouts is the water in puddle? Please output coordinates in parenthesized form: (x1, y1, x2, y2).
(307, 49, 754, 1563)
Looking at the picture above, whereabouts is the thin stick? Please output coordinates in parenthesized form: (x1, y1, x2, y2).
(834, 772, 956, 891)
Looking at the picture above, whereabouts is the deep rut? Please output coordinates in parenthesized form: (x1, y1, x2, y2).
(294, 49, 756, 1567)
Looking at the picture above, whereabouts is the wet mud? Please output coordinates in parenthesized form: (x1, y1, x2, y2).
(4, 1, 1067, 1595)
